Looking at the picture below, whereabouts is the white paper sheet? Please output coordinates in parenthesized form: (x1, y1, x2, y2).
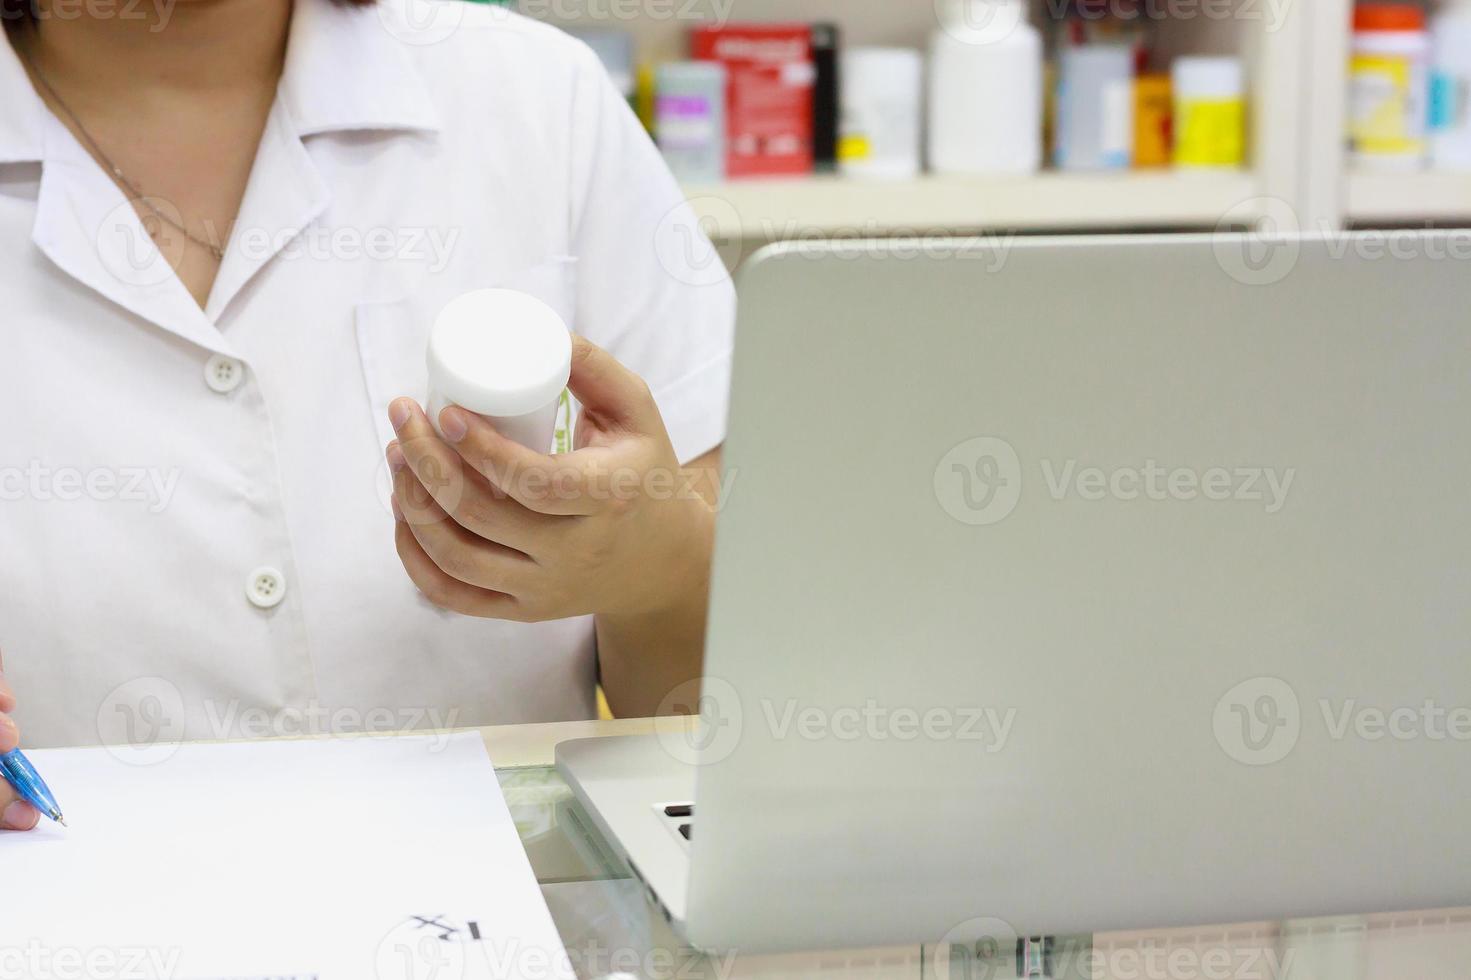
(0, 733, 574, 980)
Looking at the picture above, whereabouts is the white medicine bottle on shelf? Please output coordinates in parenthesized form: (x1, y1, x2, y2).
(927, 0, 1043, 175)
(1432, 0, 1471, 170)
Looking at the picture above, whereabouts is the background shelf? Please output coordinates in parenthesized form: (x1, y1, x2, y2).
(536, 0, 1468, 239)
(1346, 173, 1471, 224)
(683, 172, 1262, 240)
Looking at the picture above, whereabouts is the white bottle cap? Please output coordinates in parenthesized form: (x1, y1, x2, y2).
(427, 289, 572, 418)
(1172, 56, 1244, 99)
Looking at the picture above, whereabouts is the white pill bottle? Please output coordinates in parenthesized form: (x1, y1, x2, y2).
(839, 47, 925, 180)
(426, 289, 573, 453)
(1432, 0, 1471, 169)
(927, 0, 1043, 176)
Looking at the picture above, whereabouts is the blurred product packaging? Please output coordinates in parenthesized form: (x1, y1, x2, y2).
(655, 61, 728, 184)
(1431, 0, 1471, 170)
(1172, 56, 1246, 169)
(1056, 0, 1154, 70)
(1055, 43, 1135, 170)
(1347, 4, 1431, 171)
(812, 23, 842, 173)
(1133, 73, 1173, 168)
(928, 0, 1043, 175)
(691, 23, 816, 178)
(839, 47, 924, 180)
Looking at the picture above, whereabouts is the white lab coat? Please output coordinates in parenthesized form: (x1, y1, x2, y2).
(0, 0, 735, 748)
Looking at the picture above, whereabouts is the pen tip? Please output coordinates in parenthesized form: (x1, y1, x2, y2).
(56, 815, 67, 827)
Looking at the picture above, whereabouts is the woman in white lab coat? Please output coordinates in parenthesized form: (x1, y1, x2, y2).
(0, 0, 735, 830)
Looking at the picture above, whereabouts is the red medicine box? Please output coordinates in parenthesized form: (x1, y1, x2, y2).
(691, 24, 815, 178)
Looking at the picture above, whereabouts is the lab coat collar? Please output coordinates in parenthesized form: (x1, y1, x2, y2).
(9, 0, 441, 352)
(203, 100, 331, 323)
(30, 111, 241, 358)
(279, 0, 442, 139)
(0, 27, 44, 163)
(0, 0, 441, 159)
(2, 26, 230, 353)
(198, 0, 442, 321)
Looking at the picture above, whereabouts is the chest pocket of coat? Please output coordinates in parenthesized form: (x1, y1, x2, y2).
(353, 256, 580, 456)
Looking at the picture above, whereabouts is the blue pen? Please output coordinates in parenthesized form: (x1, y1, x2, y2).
(0, 748, 67, 827)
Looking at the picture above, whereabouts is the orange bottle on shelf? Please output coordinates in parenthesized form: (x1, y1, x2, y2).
(1134, 73, 1173, 168)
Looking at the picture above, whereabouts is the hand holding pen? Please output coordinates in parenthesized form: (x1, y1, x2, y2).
(0, 648, 63, 831)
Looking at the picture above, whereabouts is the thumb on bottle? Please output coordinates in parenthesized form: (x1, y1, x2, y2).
(565, 335, 659, 432)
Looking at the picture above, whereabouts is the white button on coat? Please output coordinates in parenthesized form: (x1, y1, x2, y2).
(0, 0, 736, 748)
(204, 354, 245, 394)
(246, 568, 288, 609)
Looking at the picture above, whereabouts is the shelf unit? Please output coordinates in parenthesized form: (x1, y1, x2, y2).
(541, 0, 1469, 240)
(682, 171, 1263, 240)
(1346, 173, 1471, 224)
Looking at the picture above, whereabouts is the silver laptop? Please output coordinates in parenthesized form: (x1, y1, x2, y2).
(557, 232, 1471, 954)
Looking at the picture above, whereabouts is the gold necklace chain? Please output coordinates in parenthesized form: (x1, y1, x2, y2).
(17, 42, 228, 262)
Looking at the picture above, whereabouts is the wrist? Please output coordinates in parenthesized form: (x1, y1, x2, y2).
(595, 486, 717, 718)
(605, 494, 716, 626)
